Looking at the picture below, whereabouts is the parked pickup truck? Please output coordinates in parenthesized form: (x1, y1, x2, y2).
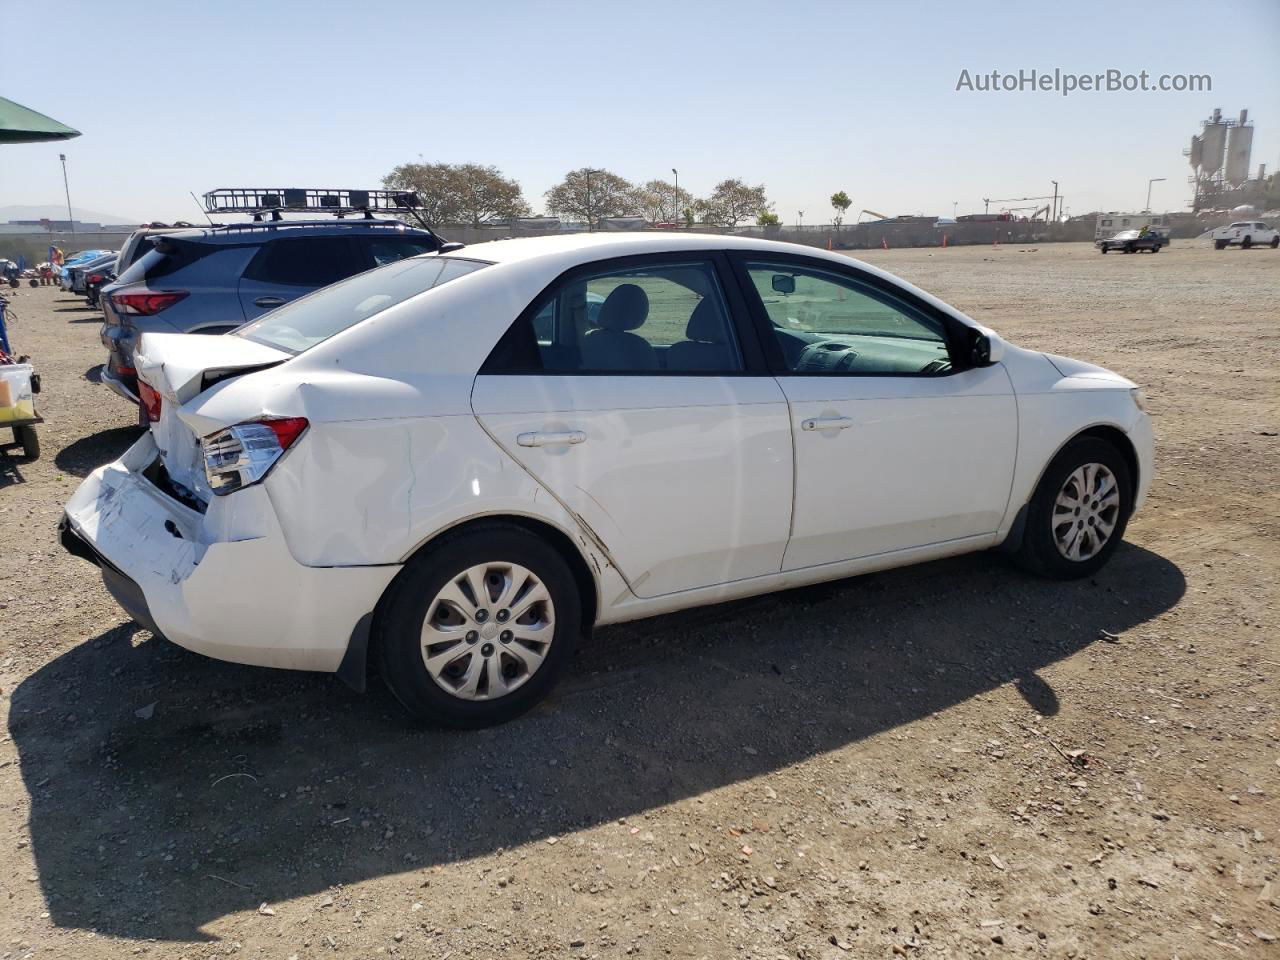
(1209, 221, 1280, 250)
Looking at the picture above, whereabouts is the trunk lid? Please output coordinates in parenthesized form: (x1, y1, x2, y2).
(135, 332, 291, 504)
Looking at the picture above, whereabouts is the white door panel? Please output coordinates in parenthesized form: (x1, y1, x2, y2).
(472, 375, 793, 598)
(781, 365, 1017, 569)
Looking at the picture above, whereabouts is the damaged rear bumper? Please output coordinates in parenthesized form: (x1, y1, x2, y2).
(61, 433, 400, 675)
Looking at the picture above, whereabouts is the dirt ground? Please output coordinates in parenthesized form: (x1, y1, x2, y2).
(0, 239, 1276, 959)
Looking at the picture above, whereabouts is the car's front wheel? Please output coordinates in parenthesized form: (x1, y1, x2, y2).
(375, 523, 581, 727)
(1014, 437, 1132, 579)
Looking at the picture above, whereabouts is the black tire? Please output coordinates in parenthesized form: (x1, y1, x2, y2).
(374, 522, 581, 728)
(1124, 243, 1136, 254)
(1150, 244, 1160, 253)
(1013, 437, 1132, 580)
(14, 424, 39, 460)
(1100, 245, 1109, 254)
(1271, 236, 1279, 249)
(1241, 236, 1252, 249)
(1215, 240, 1227, 250)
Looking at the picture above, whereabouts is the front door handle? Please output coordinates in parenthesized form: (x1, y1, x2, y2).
(801, 416, 854, 432)
(254, 296, 287, 308)
(517, 430, 587, 448)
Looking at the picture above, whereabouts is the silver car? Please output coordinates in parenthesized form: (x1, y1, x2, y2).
(99, 219, 440, 403)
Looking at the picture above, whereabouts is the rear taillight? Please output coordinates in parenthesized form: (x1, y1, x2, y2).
(138, 381, 162, 422)
(202, 417, 309, 496)
(88, 274, 103, 284)
(110, 290, 188, 315)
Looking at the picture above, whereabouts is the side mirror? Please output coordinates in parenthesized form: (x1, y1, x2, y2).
(968, 329, 1005, 367)
(771, 274, 796, 294)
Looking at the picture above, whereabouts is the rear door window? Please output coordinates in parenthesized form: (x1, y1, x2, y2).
(244, 237, 362, 287)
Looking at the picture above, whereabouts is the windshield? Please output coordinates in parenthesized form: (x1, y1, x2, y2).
(1113, 230, 1140, 239)
(235, 255, 489, 354)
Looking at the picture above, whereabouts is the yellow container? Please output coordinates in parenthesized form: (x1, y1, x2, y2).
(0, 364, 35, 422)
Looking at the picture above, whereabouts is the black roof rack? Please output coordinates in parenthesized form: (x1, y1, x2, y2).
(199, 187, 454, 248)
(203, 187, 426, 221)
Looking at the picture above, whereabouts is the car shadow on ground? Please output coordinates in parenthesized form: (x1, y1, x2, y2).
(53, 425, 142, 477)
(10, 544, 1184, 941)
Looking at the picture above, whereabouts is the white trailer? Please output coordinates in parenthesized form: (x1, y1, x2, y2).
(1095, 213, 1171, 241)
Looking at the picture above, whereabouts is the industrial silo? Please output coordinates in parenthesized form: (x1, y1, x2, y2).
(1188, 135, 1203, 171)
(1225, 110, 1254, 186)
(1200, 112, 1227, 178)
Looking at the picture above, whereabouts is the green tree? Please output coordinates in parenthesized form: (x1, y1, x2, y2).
(632, 179, 694, 223)
(451, 163, 530, 226)
(756, 210, 781, 227)
(381, 162, 529, 226)
(545, 168, 638, 226)
(698, 179, 770, 229)
(830, 190, 852, 230)
(382, 162, 462, 226)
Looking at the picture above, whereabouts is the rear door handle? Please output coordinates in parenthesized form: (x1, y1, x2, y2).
(254, 296, 286, 308)
(801, 416, 854, 432)
(517, 430, 587, 447)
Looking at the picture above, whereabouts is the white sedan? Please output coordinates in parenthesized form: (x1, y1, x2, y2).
(62, 233, 1153, 727)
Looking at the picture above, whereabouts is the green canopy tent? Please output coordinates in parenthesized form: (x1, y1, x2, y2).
(0, 96, 80, 144)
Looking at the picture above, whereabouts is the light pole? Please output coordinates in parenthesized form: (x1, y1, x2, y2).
(671, 168, 678, 226)
(582, 168, 604, 232)
(1145, 178, 1166, 212)
(59, 153, 75, 236)
(798, 210, 804, 230)
(952, 201, 958, 218)
(1051, 180, 1059, 223)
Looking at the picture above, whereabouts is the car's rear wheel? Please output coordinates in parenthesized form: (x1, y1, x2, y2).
(1215, 240, 1227, 250)
(1014, 437, 1132, 580)
(375, 523, 580, 728)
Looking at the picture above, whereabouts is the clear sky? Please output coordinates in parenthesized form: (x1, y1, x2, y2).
(3, 0, 1277, 225)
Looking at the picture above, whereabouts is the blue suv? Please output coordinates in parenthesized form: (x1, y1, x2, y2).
(99, 188, 445, 404)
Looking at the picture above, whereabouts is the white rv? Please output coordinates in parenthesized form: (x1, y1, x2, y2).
(1095, 213, 1171, 241)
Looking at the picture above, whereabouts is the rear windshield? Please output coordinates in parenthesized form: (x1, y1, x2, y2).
(116, 243, 217, 284)
(235, 255, 489, 354)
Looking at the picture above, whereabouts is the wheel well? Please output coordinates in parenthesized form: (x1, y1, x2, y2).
(1074, 425, 1139, 503)
(388, 515, 599, 633)
(1001, 424, 1140, 556)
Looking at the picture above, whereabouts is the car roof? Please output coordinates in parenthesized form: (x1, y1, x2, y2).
(157, 219, 436, 246)
(440, 231, 878, 270)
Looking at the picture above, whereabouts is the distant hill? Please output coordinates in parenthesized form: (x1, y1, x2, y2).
(0, 204, 137, 225)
